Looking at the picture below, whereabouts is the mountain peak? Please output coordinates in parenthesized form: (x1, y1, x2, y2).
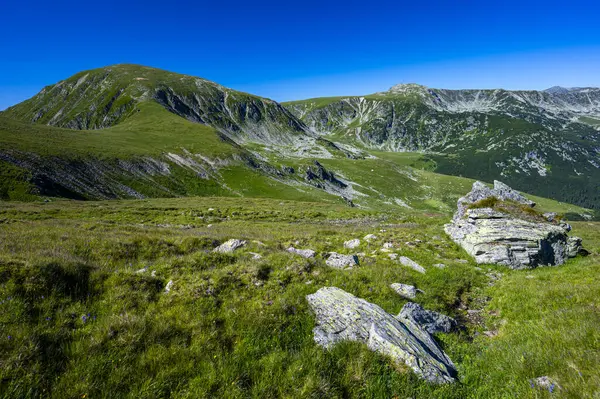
(387, 83, 429, 94)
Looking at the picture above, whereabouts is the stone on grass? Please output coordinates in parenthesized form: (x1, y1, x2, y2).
(383, 242, 394, 249)
(445, 181, 586, 269)
(307, 287, 457, 384)
(398, 256, 426, 274)
(326, 253, 359, 269)
(214, 239, 247, 253)
(164, 280, 173, 294)
(364, 234, 377, 241)
(287, 246, 316, 258)
(390, 283, 422, 300)
(398, 302, 457, 334)
(344, 239, 361, 249)
(432, 263, 446, 269)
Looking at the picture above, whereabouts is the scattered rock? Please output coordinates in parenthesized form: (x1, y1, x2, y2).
(214, 239, 246, 253)
(530, 376, 561, 393)
(388, 253, 398, 260)
(432, 263, 446, 269)
(326, 253, 359, 269)
(307, 287, 457, 384)
(455, 259, 468, 264)
(164, 280, 173, 294)
(445, 181, 586, 269)
(135, 267, 147, 274)
(287, 246, 316, 258)
(390, 283, 422, 300)
(383, 242, 394, 249)
(398, 256, 426, 274)
(398, 302, 457, 334)
(543, 212, 557, 222)
(249, 252, 262, 260)
(344, 239, 361, 249)
(364, 234, 377, 241)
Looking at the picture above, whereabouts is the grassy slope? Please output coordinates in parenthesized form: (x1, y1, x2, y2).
(0, 196, 597, 398)
(0, 102, 236, 158)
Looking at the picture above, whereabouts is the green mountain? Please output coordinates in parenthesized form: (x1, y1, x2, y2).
(285, 85, 600, 209)
(0, 65, 598, 213)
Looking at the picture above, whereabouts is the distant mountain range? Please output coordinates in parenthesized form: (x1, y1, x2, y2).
(0, 64, 598, 211)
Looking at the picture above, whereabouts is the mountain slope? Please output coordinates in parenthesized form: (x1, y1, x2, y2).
(285, 85, 600, 209)
(2, 64, 313, 146)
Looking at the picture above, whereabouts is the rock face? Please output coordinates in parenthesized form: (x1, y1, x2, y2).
(445, 181, 585, 269)
(398, 302, 457, 334)
(306, 287, 457, 384)
(214, 239, 247, 253)
(287, 246, 316, 258)
(325, 253, 359, 269)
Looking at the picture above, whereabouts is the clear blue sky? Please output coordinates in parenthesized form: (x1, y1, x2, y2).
(1, 0, 599, 110)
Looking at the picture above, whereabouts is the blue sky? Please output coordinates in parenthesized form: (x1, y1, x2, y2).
(1, 0, 599, 109)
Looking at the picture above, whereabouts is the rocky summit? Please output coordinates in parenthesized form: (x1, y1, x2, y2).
(306, 287, 457, 384)
(445, 181, 586, 269)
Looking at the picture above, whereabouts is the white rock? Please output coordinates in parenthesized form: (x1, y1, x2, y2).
(164, 280, 173, 294)
(344, 239, 361, 249)
(398, 256, 426, 274)
(364, 234, 378, 241)
(326, 253, 359, 269)
(214, 239, 247, 253)
(390, 283, 422, 299)
(288, 246, 316, 258)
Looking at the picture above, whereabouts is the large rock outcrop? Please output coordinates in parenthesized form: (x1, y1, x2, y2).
(445, 181, 585, 269)
(306, 287, 457, 384)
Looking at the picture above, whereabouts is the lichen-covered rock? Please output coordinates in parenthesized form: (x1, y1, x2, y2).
(398, 256, 426, 274)
(287, 246, 316, 258)
(390, 283, 422, 299)
(325, 253, 359, 269)
(398, 302, 457, 334)
(445, 181, 585, 269)
(307, 287, 457, 384)
(344, 239, 361, 249)
(455, 180, 534, 220)
(214, 239, 247, 253)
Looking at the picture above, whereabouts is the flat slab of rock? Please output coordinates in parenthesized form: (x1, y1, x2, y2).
(307, 287, 457, 384)
(344, 239, 361, 249)
(390, 283, 422, 299)
(398, 256, 426, 274)
(214, 239, 246, 253)
(398, 302, 457, 334)
(288, 246, 316, 258)
(326, 253, 359, 269)
(445, 181, 585, 269)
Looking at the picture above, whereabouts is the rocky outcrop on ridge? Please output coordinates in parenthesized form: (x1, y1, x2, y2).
(307, 287, 457, 384)
(445, 181, 586, 269)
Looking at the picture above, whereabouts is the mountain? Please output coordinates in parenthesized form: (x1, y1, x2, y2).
(3, 64, 314, 146)
(285, 85, 600, 209)
(0, 65, 598, 212)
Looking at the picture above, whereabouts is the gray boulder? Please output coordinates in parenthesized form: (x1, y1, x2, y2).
(390, 283, 423, 299)
(326, 253, 359, 269)
(288, 246, 316, 258)
(307, 287, 457, 384)
(398, 302, 457, 334)
(445, 181, 585, 269)
(398, 256, 426, 274)
(214, 239, 246, 253)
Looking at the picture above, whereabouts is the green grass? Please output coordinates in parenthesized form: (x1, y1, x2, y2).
(0, 102, 237, 158)
(0, 196, 598, 398)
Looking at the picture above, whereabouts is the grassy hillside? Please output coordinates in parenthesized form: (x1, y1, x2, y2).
(0, 196, 598, 398)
